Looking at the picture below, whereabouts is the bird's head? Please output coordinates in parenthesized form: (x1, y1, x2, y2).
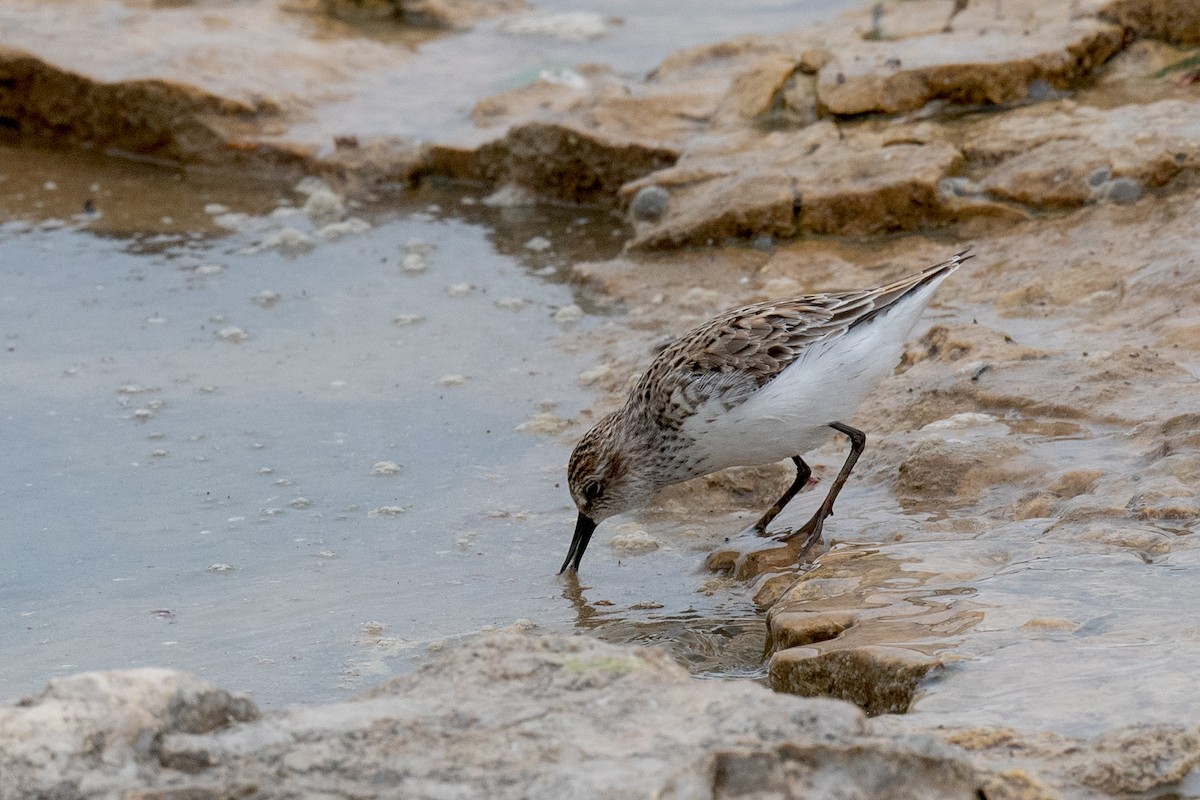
(560, 413, 655, 574)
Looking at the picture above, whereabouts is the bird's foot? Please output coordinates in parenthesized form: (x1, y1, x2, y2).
(707, 516, 826, 579)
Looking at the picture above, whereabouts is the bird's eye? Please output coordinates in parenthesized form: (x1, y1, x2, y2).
(583, 480, 604, 500)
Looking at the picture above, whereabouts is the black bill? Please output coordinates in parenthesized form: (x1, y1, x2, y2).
(558, 513, 597, 574)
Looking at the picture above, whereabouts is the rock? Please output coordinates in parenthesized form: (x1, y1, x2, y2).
(1073, 724, 1200, 793)
(624, 124, 964, 248)
(318, 0, 526, 29)
(1099, 0, 1200, 44)
(769, 645, 941, 716)
(966, 100, 1200, 209)
(476, 121, 679, 205)
(0, 634, 993, 798)
(815, 21, 1124, 116)
(0, 669, 256, 795)
(628, 185, 670, 222)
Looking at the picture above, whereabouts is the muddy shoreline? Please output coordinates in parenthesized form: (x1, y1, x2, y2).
(3, 0, 1200, 796)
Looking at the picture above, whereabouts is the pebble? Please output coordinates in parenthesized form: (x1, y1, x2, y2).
(369, 506, 407, 517)
(319, 217, 371, 240)
(253, 290, 280, 308)
(515, 412, 569, 435)
(216, 327, 249, 343)
(1106, 177, 1141, 205)
(554, 304, 584, 325)
(447, 283, 474, 297)
(629, 185, 669, 222)
(259, 228, 316, 255)
(304, 188, 347, 227)
(609, 524, 661, 555)
(392, 314, 425, 326)
(437, 374, 467, 386)
(371, 461, 402, 475)
(402, 253, 427, 273)
(524, 236, 552, 252)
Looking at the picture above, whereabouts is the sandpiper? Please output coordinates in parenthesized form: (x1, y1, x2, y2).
(560, 249, 972, 574)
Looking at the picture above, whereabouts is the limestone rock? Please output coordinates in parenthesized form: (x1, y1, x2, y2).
(815, 21, 1124, 116)
(1099, 0, 1200, 44)
(476, 121, 679, 205)
(0, 634, 990, 799)
(968, 100, 1200, 209)
(769, 645, 941, 716)
(625, 125, 963, 248)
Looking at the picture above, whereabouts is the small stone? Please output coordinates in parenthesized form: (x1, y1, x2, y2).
(515, 412, 569, 435)
(290, 498, 312, 509)
(402, 253, 427, 273)
(405, 238, 435, 255)
(216, 327, 249, 343)
(495, 297, 526, 311)
(524, 236, 552, 252)
(194, 264, 224, 276)
(208, 563, 234, 572)
(1086, 166, 1112, 188)
(629, 185, 670, 222)
(1105, 177, 1141, 205)
(253, 290, 280, 308)
(609, 525, 661, 555)
(447, 283, 474, 297)
(436, 374, 467, 386)
(577, 364, 614, 386)
(319, 217, 371, 240)
(204, 203, 230, 215)
(482, 183, 537, 207)
(554, 304, 584, 325)
(369, 506, 407, 517)
(260, 228, 316, 255)
(118, 384, 159, 395)
(392, 314, 425, 326)
(293, 176, 328, 196)
(371, 461, 402, 476)
(303, 188, 347, 226)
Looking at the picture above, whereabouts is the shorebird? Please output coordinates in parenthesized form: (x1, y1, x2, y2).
(560, 250, 971, 574)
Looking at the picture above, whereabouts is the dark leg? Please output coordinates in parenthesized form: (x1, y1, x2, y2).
(782, 422, 867, 557)
(753, 456, 811, 536)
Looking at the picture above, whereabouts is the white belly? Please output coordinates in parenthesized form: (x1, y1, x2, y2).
(681, 294, 927, 471)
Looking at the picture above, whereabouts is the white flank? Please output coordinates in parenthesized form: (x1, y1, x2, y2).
(682, 271, 952, 471)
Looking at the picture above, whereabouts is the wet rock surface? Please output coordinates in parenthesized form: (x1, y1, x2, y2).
(0, 633, 982, 799)
(5, 632, 1199, 800)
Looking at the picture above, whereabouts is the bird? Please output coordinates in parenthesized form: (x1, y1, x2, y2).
(559, 249, 972, 574)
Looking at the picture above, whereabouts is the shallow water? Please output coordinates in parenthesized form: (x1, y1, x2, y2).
(0, 158, 765, 704)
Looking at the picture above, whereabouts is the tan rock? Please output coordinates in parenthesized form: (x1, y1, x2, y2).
(1099, 0, 1200, 44)
(712, 53, 803, 125)
(626, 126, 963, 248)
(769, 644, 941, 715)
(967, 100, 1200, 209)
(1074, 724, 1200, 793)
(476, 121, 679, 204)
(816, 22, 1124, 116)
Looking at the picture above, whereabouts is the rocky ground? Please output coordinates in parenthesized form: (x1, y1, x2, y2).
(3, 633, 1198, 800)
(3, 0, 1200, 796)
